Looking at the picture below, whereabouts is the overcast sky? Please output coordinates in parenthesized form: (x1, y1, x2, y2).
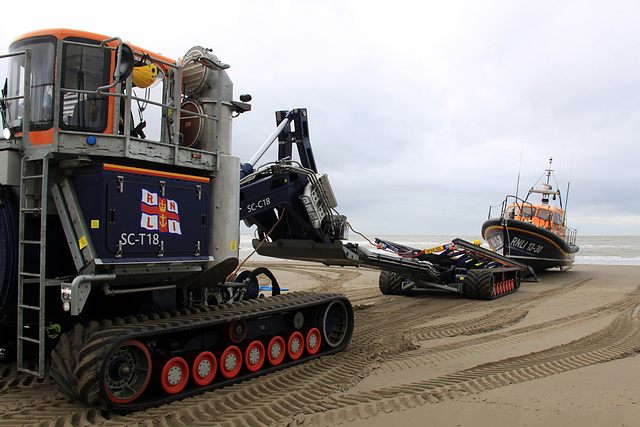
(1, 0, 639, 237)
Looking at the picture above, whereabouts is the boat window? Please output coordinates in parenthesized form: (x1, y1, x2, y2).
(537, 209, 552, 222)
(59, 38, 111, 133)
(6, 36, 56, 132)
(520, 206, 535, 219)
(554, 211, 563, 226)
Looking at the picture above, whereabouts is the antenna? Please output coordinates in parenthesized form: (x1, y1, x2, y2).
(565, 142, 575, 214)
(515, 129, 524, 200)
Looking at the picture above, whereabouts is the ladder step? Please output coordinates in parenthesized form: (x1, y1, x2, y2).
(21, 207, 42, 213)
(22, 174, 44, 180)
(18, 367, 42, 376)
(18, 335, 41, 345)
(19, 304, 41, 311)
(19, 272, 41, 278)
(21, 239, 42, 245)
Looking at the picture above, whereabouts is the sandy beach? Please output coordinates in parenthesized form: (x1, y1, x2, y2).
(1, 262, 638, 426)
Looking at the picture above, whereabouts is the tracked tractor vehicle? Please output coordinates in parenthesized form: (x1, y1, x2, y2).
(0, 29, 353, 411)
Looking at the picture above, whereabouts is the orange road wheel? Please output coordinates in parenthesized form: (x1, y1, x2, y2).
(218, 346, 242, 378)
(159, 357, 189, 394)
(242, 340, 266, 372)
(303, 327, 322, 355)
(286, 331, 304, 360)
(265, 336, 286, 366)
(190, 351, 217, 386)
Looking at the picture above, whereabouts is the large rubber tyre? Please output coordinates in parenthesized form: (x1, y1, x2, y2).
(463, 269, 494, 300)
(378, 271, 406, 295)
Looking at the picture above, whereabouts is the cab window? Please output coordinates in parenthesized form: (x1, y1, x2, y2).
(6, 36, 56, 131)
(59, 38, 111, 132)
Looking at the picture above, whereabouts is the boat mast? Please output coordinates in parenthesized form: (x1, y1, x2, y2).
(541, 157, 553, 205)
(528, 156, 562, 209)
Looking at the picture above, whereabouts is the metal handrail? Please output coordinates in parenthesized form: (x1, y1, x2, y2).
(96, 37, 126, 93)
(54, 37, 220, 145)
(565, 227, 578, 246)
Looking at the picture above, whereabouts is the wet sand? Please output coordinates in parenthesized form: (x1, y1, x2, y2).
(0, 263, 638, 426)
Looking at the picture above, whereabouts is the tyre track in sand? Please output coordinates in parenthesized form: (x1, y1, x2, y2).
(287, 300, 640, 426)
(407, 276, 591, 341)
(373, 289, 640, 373)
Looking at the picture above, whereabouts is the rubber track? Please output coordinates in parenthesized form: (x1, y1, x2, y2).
(53, 291, 353, 412)
(51, 321, 102, 402)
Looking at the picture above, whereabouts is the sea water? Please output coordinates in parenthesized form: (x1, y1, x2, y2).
(239, 234, 640, 266)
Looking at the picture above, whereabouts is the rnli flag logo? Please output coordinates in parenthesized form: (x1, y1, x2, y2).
(140, 188, 182, 235)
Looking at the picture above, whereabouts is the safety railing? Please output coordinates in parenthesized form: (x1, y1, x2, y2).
(487, 195, 536, 221)
(2, 36, 223, 170)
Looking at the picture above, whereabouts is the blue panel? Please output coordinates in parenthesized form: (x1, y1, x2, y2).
(73, 165, 210, 263)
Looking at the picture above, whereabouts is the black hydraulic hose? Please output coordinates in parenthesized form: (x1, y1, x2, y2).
(248, 267, 280, 296)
